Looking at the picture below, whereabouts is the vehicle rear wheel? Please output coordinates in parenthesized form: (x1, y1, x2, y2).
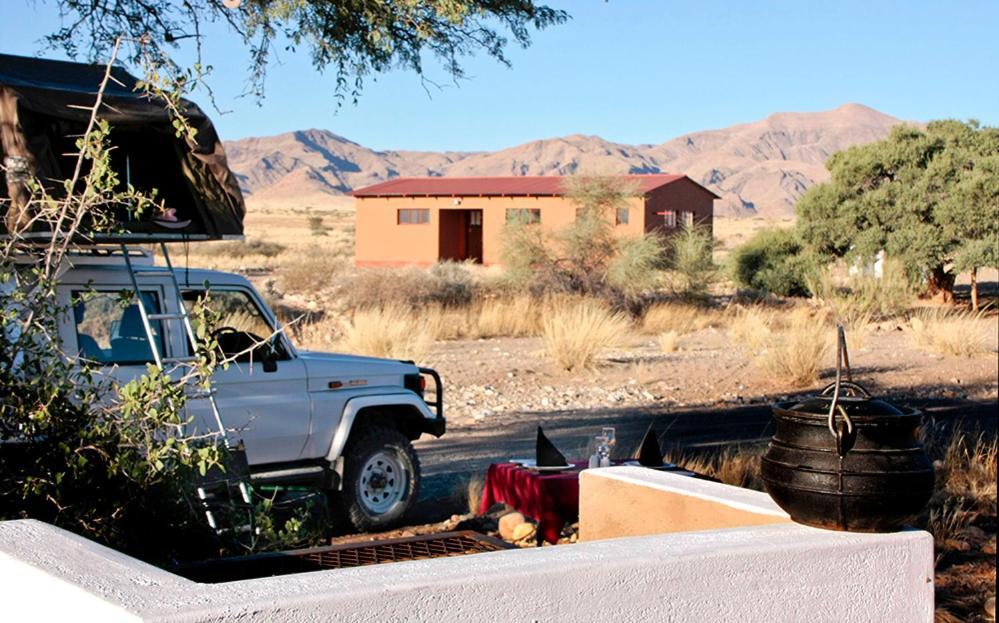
(336, 425, 420, 531)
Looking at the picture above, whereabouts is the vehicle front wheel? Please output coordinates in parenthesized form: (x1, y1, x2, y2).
(336, 425, 420, 531)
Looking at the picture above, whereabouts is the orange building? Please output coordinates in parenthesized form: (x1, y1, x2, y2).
(352, 175, 717, 267)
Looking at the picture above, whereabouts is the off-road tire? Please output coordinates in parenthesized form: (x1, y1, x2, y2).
(336, 425, 420, 532)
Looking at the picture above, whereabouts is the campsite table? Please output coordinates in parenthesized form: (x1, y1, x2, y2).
(479, 461, 588, 544)
(479, 461, 703, 544)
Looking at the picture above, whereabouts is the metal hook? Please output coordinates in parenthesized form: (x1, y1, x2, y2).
(828, 325, 856, 439)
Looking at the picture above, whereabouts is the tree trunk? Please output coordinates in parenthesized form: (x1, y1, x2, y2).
(922, 265, 955, 303)
(970, 267, 979, 311)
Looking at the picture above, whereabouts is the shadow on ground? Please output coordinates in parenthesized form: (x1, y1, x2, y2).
(409, 389, 997, 524)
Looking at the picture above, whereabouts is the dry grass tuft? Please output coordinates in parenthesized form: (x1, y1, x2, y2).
(756, 307, 831, 386)
(627, 360, 660, 386)
(658, 330, 680, 353)
(662, 445, 765, 491)
(338, 305, 435, 362)
(910, 308, 997, 358)
(726, 306, 777, 351)
(476, 295, 544, 338)
(542, 299, 630, 372)
(465, 474, 486, 516)
(641, 302, 720, 335)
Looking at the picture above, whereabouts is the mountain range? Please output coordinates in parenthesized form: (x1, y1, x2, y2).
(222, 103, 904, 218)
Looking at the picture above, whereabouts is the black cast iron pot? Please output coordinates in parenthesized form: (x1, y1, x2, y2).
(761, 329, 934, 532)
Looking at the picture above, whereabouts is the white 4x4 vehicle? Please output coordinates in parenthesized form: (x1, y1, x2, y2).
(56, 252, 444, 531)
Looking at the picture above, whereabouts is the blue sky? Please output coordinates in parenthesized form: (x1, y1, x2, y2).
(2, 1, 997, 151)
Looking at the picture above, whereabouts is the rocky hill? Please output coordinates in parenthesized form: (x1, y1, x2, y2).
(223, 103, 904, 217)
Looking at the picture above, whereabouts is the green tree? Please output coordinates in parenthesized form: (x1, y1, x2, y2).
(40, 0, 567, 102)
(933, 124, 999, 309)
(558, 174, 640, 294)
(498, 174, 668, 302)
(797, 120, 999, 303)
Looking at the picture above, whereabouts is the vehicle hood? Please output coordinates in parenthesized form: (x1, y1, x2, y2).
(297, 350, 418, 392)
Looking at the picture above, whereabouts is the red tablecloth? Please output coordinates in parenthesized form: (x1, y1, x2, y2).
(479, 461, 586, 544)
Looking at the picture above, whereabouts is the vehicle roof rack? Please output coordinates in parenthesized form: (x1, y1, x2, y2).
(8, 245, 155, 267)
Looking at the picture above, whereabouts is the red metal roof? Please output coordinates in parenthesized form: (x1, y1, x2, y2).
(351, 174, 714, 198)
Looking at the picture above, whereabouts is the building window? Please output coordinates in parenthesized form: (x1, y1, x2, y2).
(681, 211, 695, 228)
(615, 207, 630, 226)
(661, 210, 677, 228)
(469, 211, 482, 226)
(506, 208, 541, 225)
(398, 209, 430, 224)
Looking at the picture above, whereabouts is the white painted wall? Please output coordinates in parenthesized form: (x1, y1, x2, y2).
(0, 470, 935, 623)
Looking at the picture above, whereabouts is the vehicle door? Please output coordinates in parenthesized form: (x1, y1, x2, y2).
(182, 287, 311, 466)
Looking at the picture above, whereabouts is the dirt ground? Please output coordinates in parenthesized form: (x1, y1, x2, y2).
(424, 323, 998, 428)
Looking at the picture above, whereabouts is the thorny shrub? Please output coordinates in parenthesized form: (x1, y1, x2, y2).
(0, 48, 325, 565)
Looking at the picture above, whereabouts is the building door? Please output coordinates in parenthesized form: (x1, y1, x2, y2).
(439, 209, 483, 263)
(466, 210, 483, 263)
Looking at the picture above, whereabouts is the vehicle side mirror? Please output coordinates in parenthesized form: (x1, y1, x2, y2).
(261, 356, 278, 373)
(255, 336, 280, 373)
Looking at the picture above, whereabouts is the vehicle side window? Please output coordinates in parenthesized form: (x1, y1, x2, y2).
(73, 290, 165, 365)
(182, 289, 289, 361)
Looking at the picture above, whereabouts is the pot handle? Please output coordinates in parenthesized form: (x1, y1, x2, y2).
(825, 326, 856, 441)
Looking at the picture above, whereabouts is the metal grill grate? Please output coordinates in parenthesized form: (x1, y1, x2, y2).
(174, 531, 512, 583)
(301, 532, 506, 569)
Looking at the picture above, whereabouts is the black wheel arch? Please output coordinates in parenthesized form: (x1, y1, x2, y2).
(350, 404, 429, 441)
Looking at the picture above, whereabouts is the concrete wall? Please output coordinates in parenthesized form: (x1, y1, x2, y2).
(0, 469, 934, 622)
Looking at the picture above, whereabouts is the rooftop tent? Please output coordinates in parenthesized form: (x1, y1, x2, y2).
(0, 53, 244, 241)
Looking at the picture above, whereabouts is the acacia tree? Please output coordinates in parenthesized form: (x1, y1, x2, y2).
(797, 120, 999, 303)
(933, 124, 999, 309)
(41, 0, 567, 101)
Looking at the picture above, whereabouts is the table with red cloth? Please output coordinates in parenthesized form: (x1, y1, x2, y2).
(479, 461, 587, 544)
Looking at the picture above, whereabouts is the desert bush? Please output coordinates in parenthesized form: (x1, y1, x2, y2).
(909, 308, 996, 357)
(542, 298, 630, 372)
(338, 305, 435, 361)
(341, 267, 434, 308)
(730, 228, 817, 297)
(499, 217, 553, 290)
(428, 261, 478, 307)
(198, 239, 287, 259)
(667, 225, 717, 297)
(307, 214, 329, 236)
(605, 234, 667, 296)
(756, 307, 831, 386)
(499, 175, 654, 299)
(280, 248, 347, 294)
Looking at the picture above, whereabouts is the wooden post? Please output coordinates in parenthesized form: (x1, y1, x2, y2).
(970, 267, 979, 311)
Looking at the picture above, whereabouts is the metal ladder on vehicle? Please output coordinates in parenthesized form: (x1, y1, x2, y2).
(119, 242, 253, 533)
